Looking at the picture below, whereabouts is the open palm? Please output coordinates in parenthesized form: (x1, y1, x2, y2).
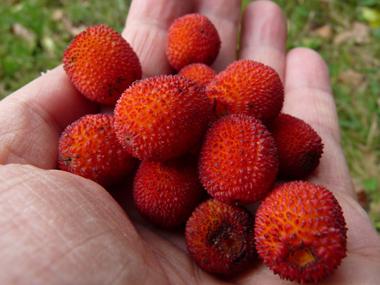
(1, 0, 379, 284)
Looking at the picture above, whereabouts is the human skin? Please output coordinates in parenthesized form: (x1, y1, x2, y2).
(1, 0, 380, 284)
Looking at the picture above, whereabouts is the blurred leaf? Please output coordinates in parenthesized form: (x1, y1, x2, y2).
(374, 26, 380, 38)
(117, 0, 127, 10)
(315, 25, 333, 39)
(10, 3, 23, 13)
(299, 37, 323, 50)
(41, 36, 56, 55)
(370, 73, 380, 94)
(357, 0, 380, 6)
(360, 7, 380, 28)
(11, 24, 37, 54)
(338, 69, 364, 86)
(333, 21, 371, 44)
(365, 178, 378, 192)
(374, 221, 380, 231)
(294, 6, 309, 17)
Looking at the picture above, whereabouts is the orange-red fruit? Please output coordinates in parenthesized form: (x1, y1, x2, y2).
(255, 180, 347, 283)
(185, 198, 257, 276)
(166, 13, 221, 71)
(133, 157, 206, 228)
(198, 114, 279, 205)
(178, 63, 217, 88)
(63, 24, 142, 105)
(267, 113, 324, 179)
(206, 60, 284, 124)
(114, 74, 212, 161)
(58, 114, 137, 187)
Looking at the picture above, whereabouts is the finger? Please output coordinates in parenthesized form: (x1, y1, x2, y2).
(283, 47, 356, 199)
(122, 0, 193, 78)
(239, 0, 287, 80)
(193, 0, 242, 72)
(0, 164, 168, 284)
(0, 66, 98, 169)
(123, 0, 242, 77)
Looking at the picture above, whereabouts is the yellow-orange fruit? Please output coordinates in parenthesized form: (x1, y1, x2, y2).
(255, 180, 347, 283)
(114, 75, 212, 161)
(198, 114, 279, 205)
(206, 60, 284, 124)
(63, 24, 142, 105)
(166, 13, 221, 71)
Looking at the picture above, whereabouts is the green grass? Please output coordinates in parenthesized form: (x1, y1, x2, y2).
(1, 0, 380, 233)
(0, 0, 131, 98)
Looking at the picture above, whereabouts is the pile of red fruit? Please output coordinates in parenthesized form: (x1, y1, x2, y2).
(59, 14, 347, 283)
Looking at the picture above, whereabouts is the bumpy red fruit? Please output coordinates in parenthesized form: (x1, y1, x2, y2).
(198, 114, 279, 205)
(206, 60, 284, 124)
(255, 180, 347, 283)
(166, 13, 221, 71)
(185, 199, 257, 276)
(58, 114, 137, 187)
(63, 24, 142, 105)
(267, 113, 324, 179)
(114, 74, 212, 161)
(133, 157, 206, 228)
(178, 63, 217, 88)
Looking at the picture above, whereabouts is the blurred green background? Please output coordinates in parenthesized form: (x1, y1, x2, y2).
(1, 0, 379, 232)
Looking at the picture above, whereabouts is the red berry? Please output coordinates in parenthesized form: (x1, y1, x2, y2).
(133, 157, 206, 228)
(166, 14, 221, 71)
(198, 114, 279, 205)
(185, 199, 257, 276)
(63, 24, 142, 105)
(178, 63, 217, 88)
(267, 113, 324, 179)
(114, 75, 212, 161)
(58, 114, 137, 187)
(255, 180, 347, 283)
(206, 60, 284, 124)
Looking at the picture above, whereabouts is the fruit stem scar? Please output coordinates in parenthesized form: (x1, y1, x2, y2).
(219, 232, 243, 256)
(285, 246, 318, 268)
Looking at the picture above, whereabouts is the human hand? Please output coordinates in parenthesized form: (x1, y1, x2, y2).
(1, 0, 380, 283)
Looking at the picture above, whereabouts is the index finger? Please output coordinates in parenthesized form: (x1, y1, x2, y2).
(238, 0, 287, 80)
(283, 47, 356, 199)
(122, 0, 193, 78)
(122, 0, 243, 77)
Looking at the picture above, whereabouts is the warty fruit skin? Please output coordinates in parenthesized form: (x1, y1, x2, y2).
(58, 113, 137, 187)
(206, 59, 284, 124)
(254, 180, 348, 283)
(185, 198, 257, 276)
(114, 74, 212, 162)
(267, 113, 324, 179)
(166, 13, 221, 71)
(63, 24, 142, 105)
(178, 63, 217, 88)
(133, 157, 206, 228)
(198, 114, 279, 205)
